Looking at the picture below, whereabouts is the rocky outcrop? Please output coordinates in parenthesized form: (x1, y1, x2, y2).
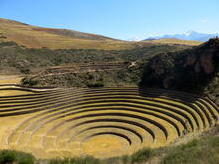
(140, 38, 219, 104)
(184, 38, 219, 74)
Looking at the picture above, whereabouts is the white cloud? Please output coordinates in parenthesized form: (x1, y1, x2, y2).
(126, 36, 143, 41)
(200, 19, 208, 23)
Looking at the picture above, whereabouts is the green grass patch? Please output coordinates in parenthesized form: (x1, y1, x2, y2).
(49, 156, 100, 164)
(101, 148, 155, 164)
(130, 148, 154, 163)
(0, 150, 35, 164)
(162, 136, 219, 164)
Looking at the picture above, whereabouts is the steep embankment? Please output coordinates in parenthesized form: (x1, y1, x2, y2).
(140, 38, 219, 104)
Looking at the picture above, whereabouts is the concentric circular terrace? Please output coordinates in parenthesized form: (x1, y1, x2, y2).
(0, 85, 218, 159)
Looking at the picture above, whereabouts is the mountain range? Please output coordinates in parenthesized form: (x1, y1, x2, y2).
(0, 18, 203, 49)
(145, 31, 219, 42)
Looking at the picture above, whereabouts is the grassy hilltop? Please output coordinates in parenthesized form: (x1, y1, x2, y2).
(0, 18, 124, 50)
(0, 18, 146, 50)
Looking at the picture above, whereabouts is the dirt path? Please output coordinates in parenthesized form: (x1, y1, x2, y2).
(0, 75, 22, 84)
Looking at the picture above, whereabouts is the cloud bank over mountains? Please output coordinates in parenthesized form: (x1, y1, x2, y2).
(144, 31, 219, 42)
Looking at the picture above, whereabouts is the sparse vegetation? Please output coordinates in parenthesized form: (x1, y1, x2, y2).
(130, 148, 154, 163)
(140, 38, 219, 105)
(48, 156, 100, 164)
(143, 38, 202, 46)
(0, 150, 35, 164)
(163, 136, 219, 164)
(0, 41, 188, 75)
(21, 77, 38, 86)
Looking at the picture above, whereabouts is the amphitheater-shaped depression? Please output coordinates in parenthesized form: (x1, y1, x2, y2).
(0, 85, 218, 159)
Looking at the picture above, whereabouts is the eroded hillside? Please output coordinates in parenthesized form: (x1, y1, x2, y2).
(140, 38, 219, 104)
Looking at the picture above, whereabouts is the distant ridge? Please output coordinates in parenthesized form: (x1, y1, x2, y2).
(143, 38, 201, 46)
(0, 18, 115, 41)
(0, 18, 202, 49)
(0, 18, 135, 50)
(144, 31, 219, 42)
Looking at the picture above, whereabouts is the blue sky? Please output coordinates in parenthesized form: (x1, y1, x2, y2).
(0, 0, 219, 40)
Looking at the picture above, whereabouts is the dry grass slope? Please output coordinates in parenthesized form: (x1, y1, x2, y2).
(143, 38, 202, 46)
(0, 18, 135, 50)
(0, 18, 201, 50)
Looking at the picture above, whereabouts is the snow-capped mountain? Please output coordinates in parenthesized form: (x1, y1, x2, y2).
(127, 36, 142, 41)
(144, 31, 219, 42)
